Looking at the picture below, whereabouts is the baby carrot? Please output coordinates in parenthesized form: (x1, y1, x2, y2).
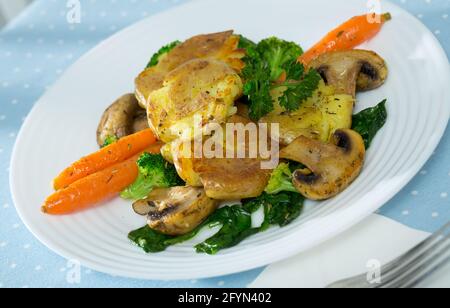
(299, 13, 391, 65)
(42, 143, 163, 215)
(53, 128, 157, 190)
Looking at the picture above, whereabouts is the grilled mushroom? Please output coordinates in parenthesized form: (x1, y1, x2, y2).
(132, 201, 153, 216)
(258, 50, 387, 147)
(309, 49, 388, 97)
(280, 129, 365, 200)
(132, 186, 219, 236)
(96, 94, 149, 146)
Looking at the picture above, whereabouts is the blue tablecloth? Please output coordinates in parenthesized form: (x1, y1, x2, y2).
(0, 0, 449, 288)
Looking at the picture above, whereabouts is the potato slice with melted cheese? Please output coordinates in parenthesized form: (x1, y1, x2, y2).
(135, 30, 245, 109)
(260, 81, 354, 145)
(147, 58, 243, 143)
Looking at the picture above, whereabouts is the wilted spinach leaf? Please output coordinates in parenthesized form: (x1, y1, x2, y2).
(352, 99, 388, 149)
(128, 225, 172, 253)
(129, 192, 304, 255)
(195, 206, 257, 255)
(129, 206, 255, 255)
(243, 192, 304, 230)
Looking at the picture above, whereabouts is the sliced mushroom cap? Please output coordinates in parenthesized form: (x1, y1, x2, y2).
(132, 186, 219, 236)
(309, 50, 388, 97)
(96, 94, 149, 146)
(280, 129, 365, 200)
(132, 201, 153, 216)
(132, 108, 150, 133)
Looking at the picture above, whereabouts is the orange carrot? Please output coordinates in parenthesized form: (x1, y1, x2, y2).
(53, 129, 157, 190)
(277, 71, 287, 83)
(43, 143, 163, 215)
(298, 13, 391, 65)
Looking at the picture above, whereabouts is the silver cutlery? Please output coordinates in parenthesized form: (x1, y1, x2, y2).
(327, 222, 450, 288)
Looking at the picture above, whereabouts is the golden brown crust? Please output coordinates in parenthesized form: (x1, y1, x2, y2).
(193, 157, 271, 200)
(147, 58, 242, 143)
(135, 69, 165, 109)
(192, 116, 272, 200)
(135, 31, 245, 109)
(157, 31, 235, 72)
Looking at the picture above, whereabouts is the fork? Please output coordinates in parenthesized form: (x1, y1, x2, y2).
(327, 222, 450, 288)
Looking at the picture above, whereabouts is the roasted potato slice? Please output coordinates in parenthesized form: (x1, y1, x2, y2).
(260, 81, 354, 145)
(147, 59, 242, 143)
(193, 157, 272, 200)
(135, 30, 245, 109)
(173, 115, 273, 199)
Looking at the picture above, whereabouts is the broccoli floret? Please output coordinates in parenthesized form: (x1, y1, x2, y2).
(120, 153, 184, 200)
(265, 163, 298, 195)
(238, 35, 257, 51)
(241, 37, 313, 120)
(256, 37, 303, 81)
(146, 40, 181, 68)
(101, 135, 118, 148)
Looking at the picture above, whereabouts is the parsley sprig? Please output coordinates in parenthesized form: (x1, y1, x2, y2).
(240, 37, 321, 120)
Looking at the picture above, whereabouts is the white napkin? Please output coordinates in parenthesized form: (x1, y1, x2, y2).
(250, 214, 433, 288)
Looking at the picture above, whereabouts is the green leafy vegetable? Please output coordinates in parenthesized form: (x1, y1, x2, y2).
(264, 192, 304, 227)
(238, 35, 257, 51)
(352, 99, 388, 149)
(240, 37, 320, 120)
(120, 153, 183, 201)
(128, 225, 173, 253)
(129, 220, 206, 253)
(283, 59, 305, 80)
(257, 37, 304, 82)
(129, 205, 254, 254)
(276, 69, 322, 111)
(146, 40, 181, 68)
(101, 135, 118, 148)
(265, 163, 298, 195)
(129, 192, 304, 255)
(243, 192, 304, 229)
(195, 206, 257, 255)
(242, 56, 274, 120)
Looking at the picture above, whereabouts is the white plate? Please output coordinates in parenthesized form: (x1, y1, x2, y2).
(10, 0, 450, 280)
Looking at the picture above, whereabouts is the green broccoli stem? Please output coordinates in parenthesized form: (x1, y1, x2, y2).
(271, 80, 306, 89)
(120, 173, 154, 200)
(265, 179, 298, 195)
